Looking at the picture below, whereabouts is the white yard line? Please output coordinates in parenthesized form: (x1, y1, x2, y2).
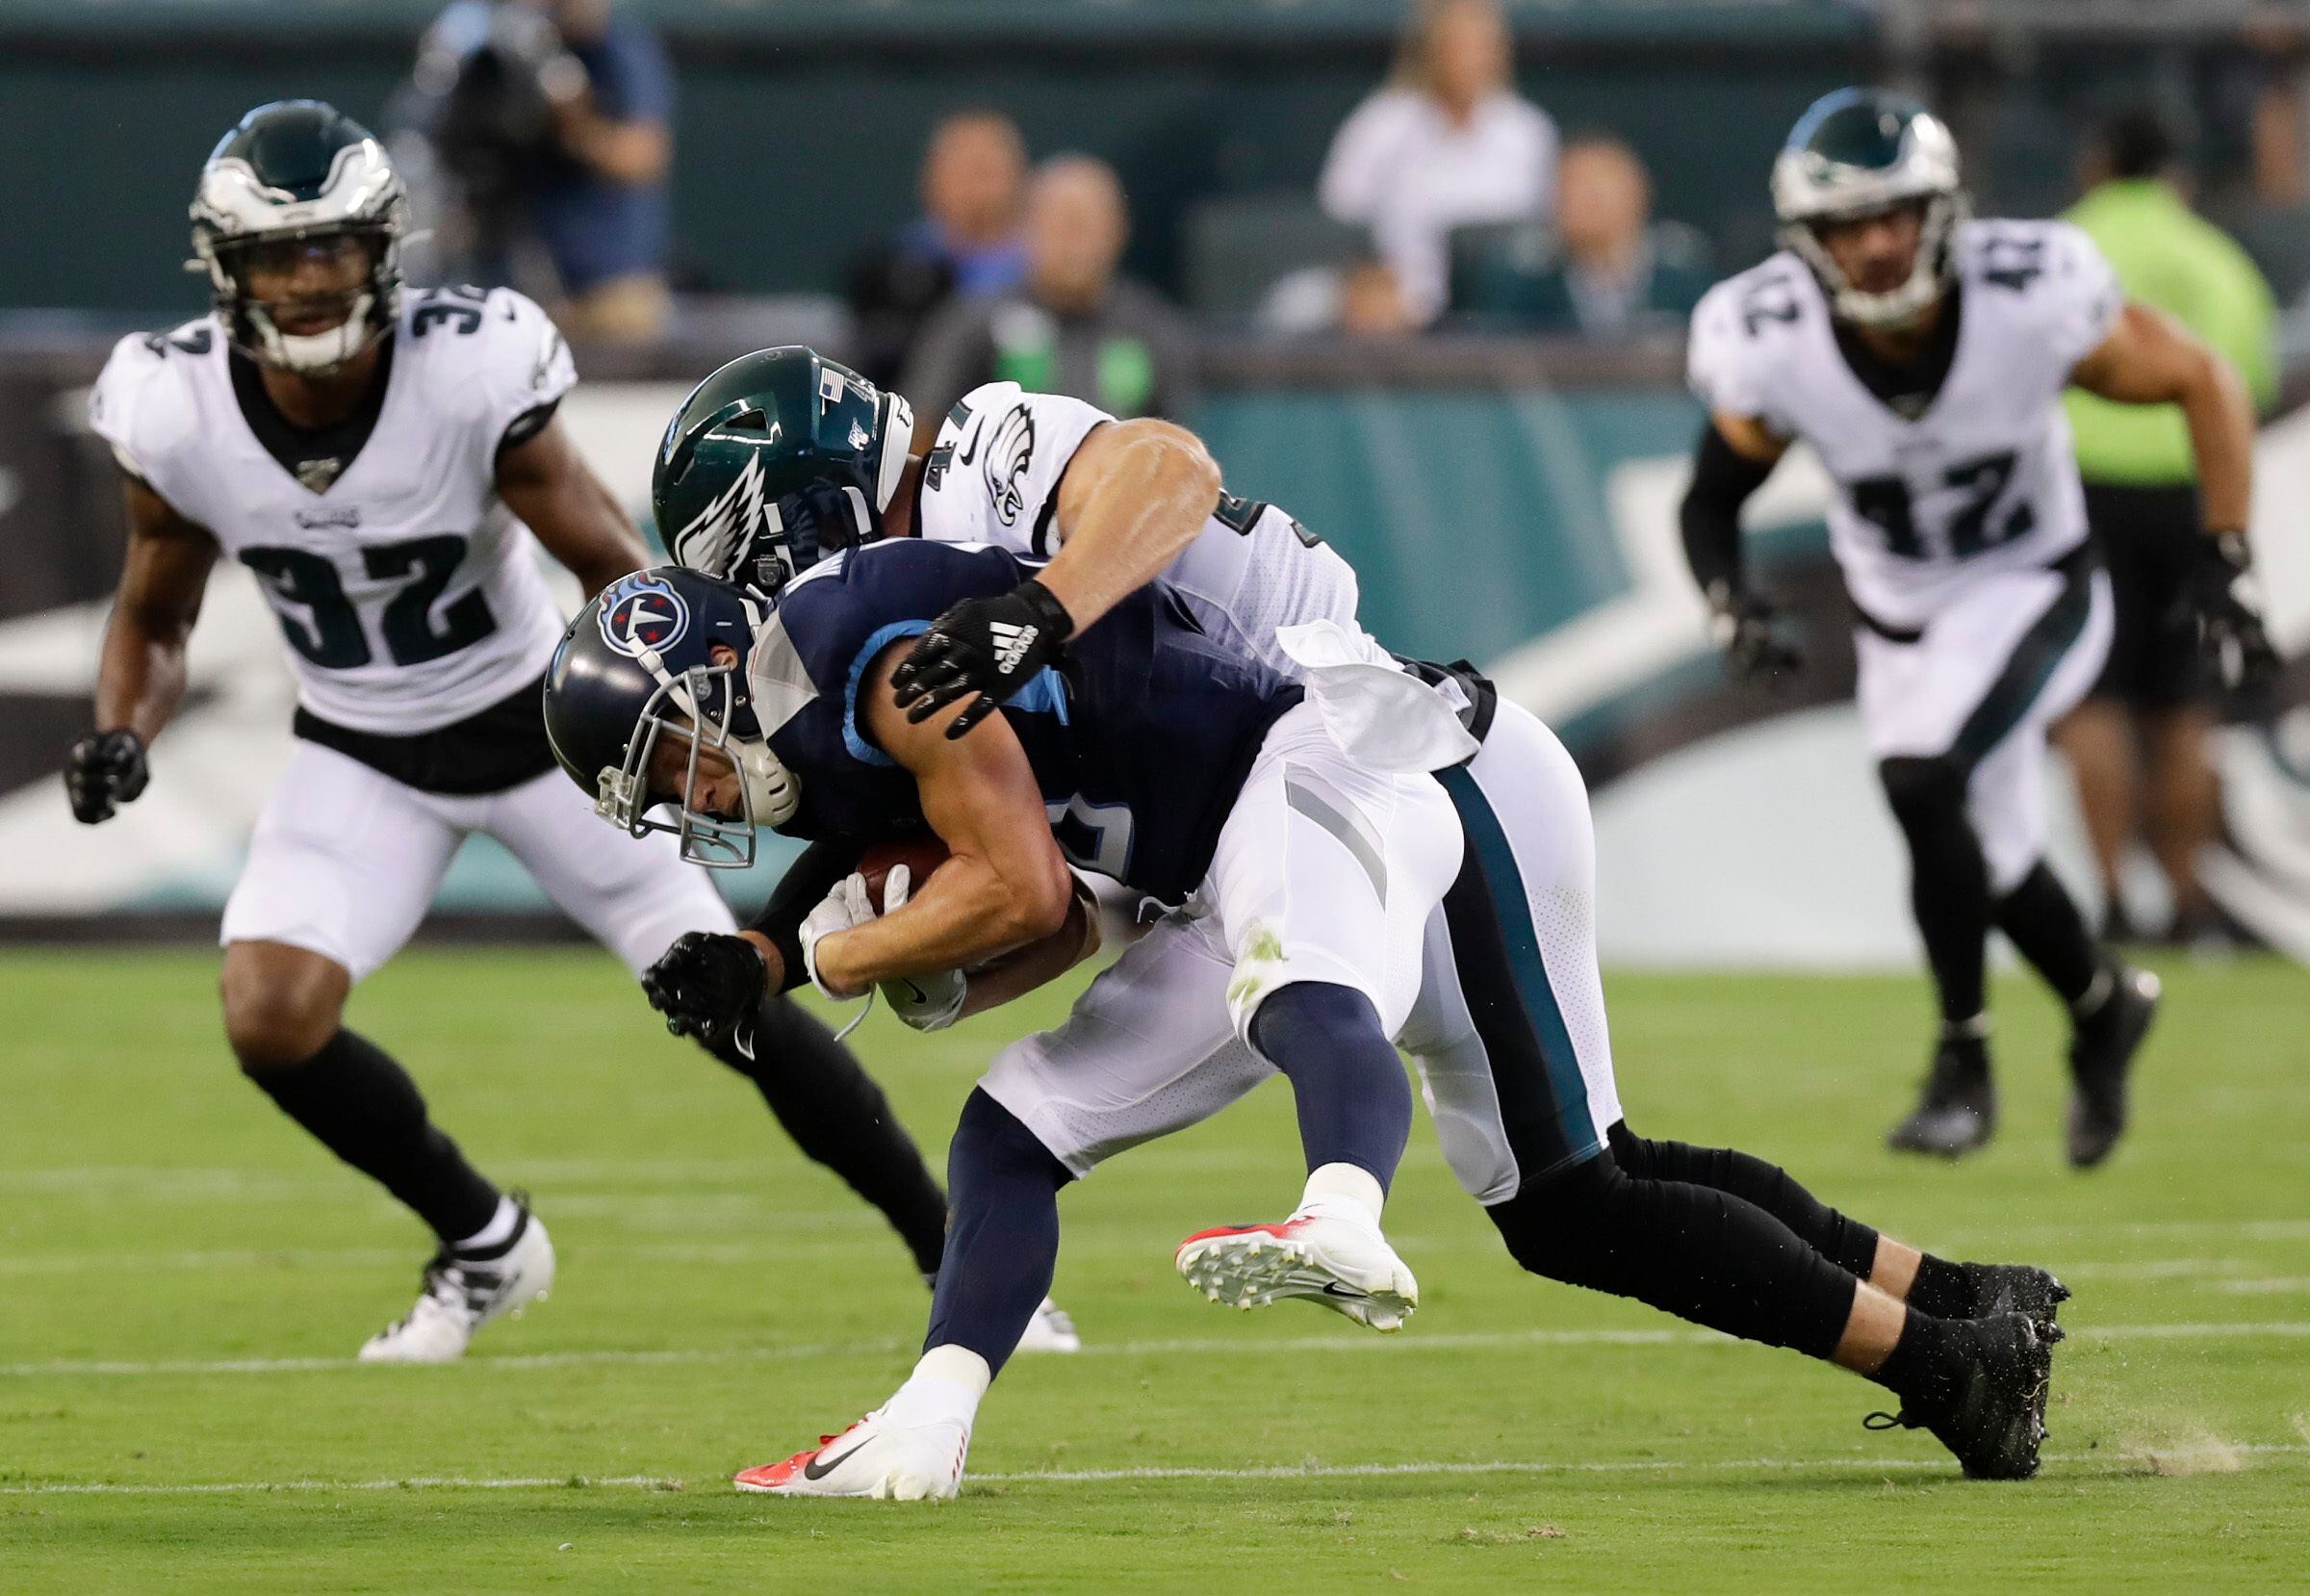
(6, 1445, 2305, 1497)
(5, 1320, 2307, 1380)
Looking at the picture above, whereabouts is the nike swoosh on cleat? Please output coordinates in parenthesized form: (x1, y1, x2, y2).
(1321, 1282, 1373, 1300)
(801, 1436, 874, 1481)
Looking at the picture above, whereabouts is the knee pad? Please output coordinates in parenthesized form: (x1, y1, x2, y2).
(1246, 981, 1390, 1069)
(1878, 754, 1972, 831)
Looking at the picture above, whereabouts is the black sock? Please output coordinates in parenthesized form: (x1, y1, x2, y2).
(1606, 1122, 1881, 1279)
(247, 1028, 500, 1244)
(1881, 758, 1991, 1027)
(707, 995, 950, 1278)
(1995, 862, 2102, 1009)
(1905, 1252, 1977, 1320)
(1489, 1151, 1861, 1359)
(924, 1089, 1070, 1378)
(1248, 982, 1413, 1192)
(1873, 1306, 1964, 1403)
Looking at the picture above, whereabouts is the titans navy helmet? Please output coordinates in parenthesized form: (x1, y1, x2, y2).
(542, 568, 799, 867)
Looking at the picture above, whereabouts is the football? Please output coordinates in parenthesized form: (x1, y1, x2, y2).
(859, 834, 953, 913)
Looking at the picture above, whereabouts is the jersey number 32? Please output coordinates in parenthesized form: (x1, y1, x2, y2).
(239, 536, 497, 669)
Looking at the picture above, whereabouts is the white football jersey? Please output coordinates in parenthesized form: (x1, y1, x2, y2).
(89, 287, 577, 735)
(912, 381, 1368, 677)
(1688, 219, 2122, 629)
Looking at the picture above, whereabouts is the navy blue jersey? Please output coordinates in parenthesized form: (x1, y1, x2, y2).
(747, 539, 1302, 903)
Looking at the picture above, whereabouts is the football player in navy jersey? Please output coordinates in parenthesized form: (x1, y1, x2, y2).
(548, 542, 2071, 1499)
(61, 102, 1005, 1362)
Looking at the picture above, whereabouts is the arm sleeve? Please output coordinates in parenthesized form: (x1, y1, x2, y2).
(2040, 221, 2125, 372)
(1679, 421, 1777, 601)
(1318, 92, 1400, 222)
(476, 289, 578, 449)
(747, 836, 865, 992)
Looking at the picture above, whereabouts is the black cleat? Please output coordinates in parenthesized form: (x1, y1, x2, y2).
(1865, 1311, 2059, 1480)
(2066, 964, 2160, 1170)
(1888, 1037, 1995, 1158)
(1959, 1262, 2070, 1336)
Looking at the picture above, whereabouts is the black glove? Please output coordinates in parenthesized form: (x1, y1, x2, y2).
(64, 729, 150, 825)
(640, 931, 768, 1051)
(1707, 584, 1806, 683)
(2182, 531, 2282, 697)
(889, 578, 1074, 739)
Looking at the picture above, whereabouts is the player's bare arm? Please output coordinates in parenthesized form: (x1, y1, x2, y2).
(1680, 411, 1803, 681)
(496, 413, 651, 598)
(2068, 302, 2253, 535)
(809, 644, 1076, 996)
(2070, 301, 2278, 689)
(66, 474, 220, 823)
(891, 418, 1223, 737)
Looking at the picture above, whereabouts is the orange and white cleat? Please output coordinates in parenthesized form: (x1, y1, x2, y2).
(1174, 1209, 1419, 1331)
(732, 1410, 969, 1501)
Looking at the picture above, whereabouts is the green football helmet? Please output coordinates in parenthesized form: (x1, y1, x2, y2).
(1771, 88, 1965, 330)
(190, 100, 409, 374)
(654, 347, 915, 598)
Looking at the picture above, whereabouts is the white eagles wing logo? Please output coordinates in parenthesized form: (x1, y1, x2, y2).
(669, 450, 775, 582)
(984, 405, 1037, 528)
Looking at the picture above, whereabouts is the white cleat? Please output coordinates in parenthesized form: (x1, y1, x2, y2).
(732, 1409, 970, 1501)
(1173, 1209, 1420, 1331)
(1012, 1296, 1082, 1354)
(357, 1207, 555, 1364)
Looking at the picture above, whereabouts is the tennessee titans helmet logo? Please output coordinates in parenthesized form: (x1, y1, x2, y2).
(598, 573, 691, 659)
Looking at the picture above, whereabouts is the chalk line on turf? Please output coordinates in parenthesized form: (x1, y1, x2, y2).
(4, 1320, 2307, 1379)
(4, 1445, 2305, 1496)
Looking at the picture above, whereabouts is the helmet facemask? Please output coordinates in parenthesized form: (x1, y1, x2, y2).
(203, 224, 399, 374)
(1782, 191, 1967, 331)
(598, 654, 801, 869)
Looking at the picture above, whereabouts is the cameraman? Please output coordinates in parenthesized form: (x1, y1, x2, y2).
(406, 0, 675, 342)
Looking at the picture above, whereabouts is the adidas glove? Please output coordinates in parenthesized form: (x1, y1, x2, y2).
(874, 863, 966, 1032)
(640, 931, 767, 1051)
(64, 728, 150, 825)
(2183, 531, 2281, 697)
(1707, 582, 1806, 683)
(890, 579, 1074, 739)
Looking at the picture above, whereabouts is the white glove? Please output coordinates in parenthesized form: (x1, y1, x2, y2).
(875, 863, 967, 1032)
(799, 872, 879, 1000)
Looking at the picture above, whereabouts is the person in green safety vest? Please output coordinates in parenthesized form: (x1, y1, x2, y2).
(2057, 107, 2279, 946)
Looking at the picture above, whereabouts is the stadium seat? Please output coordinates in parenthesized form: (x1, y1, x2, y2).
(1181, 193, 1371, 322)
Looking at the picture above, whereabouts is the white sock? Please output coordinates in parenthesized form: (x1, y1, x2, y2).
(880, 1344, 991, 1431)
(451, 1196, 521, 1255)
(1296, 1162, 1385, 1227)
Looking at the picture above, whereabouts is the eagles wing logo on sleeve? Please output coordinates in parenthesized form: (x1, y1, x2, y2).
(599, 573, 691, 658)
(984, 404, 1037, 528)
(668, 450, 776, 583)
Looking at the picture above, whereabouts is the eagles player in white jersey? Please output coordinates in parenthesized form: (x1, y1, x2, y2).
(62, 101, 986, 1362)
(1681, 90, 2279, 1165)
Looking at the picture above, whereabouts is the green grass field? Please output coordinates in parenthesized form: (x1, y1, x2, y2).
(1, 948, 2305, 1593)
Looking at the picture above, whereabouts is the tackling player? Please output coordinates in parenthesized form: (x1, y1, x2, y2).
(545, 553, 2066, 1495)
(1681, 90, 2278, 1163)
(62, 102, 974, 1361)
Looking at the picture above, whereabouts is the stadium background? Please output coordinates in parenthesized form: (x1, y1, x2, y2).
(3, 0, 2308, 967)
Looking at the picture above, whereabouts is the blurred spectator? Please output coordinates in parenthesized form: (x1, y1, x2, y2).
(847, 111, 1030, 387)
(2058, 107, 2278, 944)
(1341, 260, 1420, 338)
(1318, 0, 1557, 325)
(901, 155, 1194, 437)
(398, 0, 674, 343)
(1452, 137, 1713, 334)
